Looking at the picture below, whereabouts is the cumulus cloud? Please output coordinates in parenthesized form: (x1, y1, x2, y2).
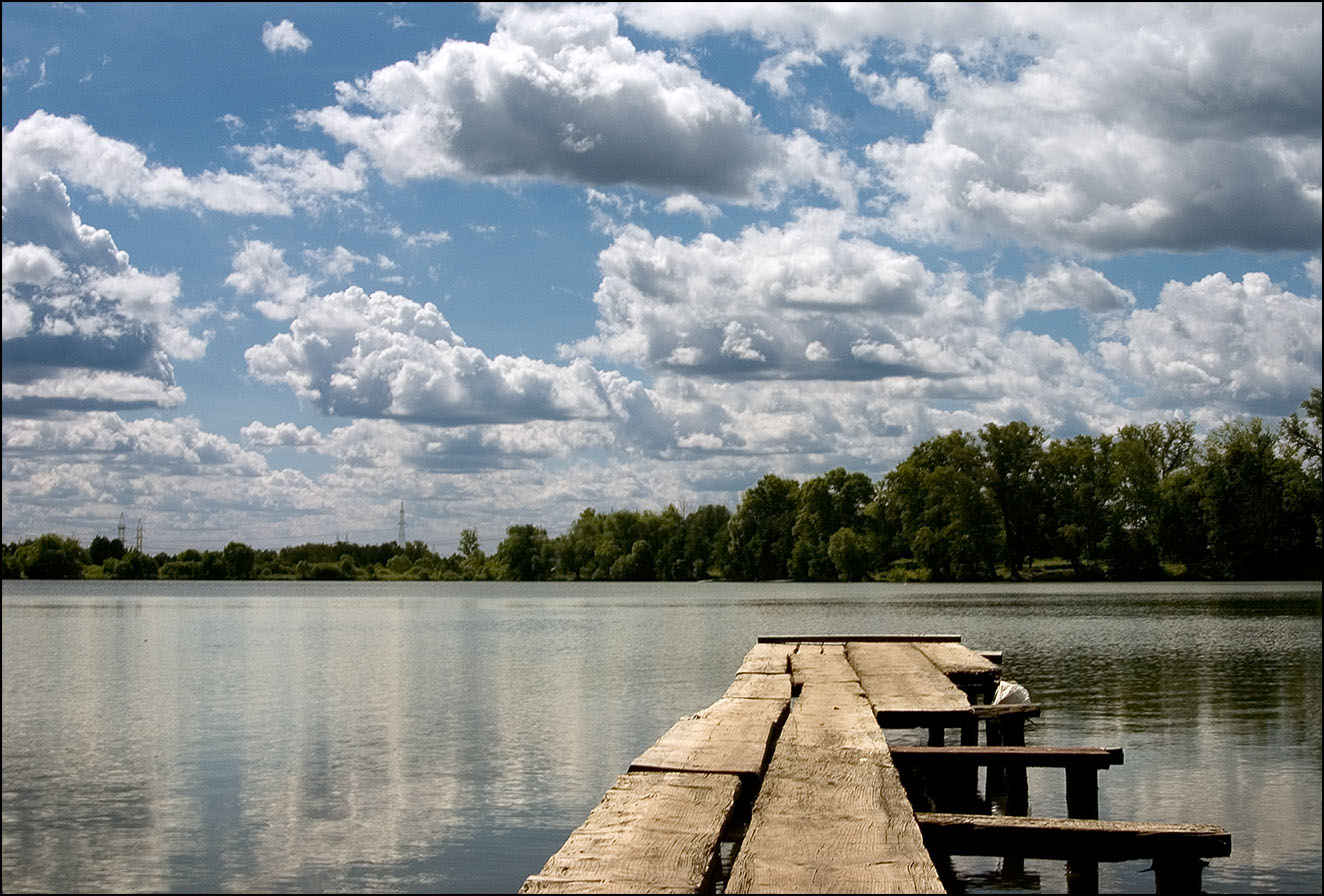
(298, 3, 832, 202)
(246, 285, 630, 426)
(225, 240, 313, 320)
(625, 3, 1321, 255)
(1, 172, 205, 413)
(0, 411, 317, 551)
(572, 208, 940, 379)
(241, 420, 323, 449)
(1098, 272, 1322, 421)
(262, 19, 311, 54)
(864, 5, 1321, 254)
(1016, 262, 1135, 315)
(3, 111, 364, 216)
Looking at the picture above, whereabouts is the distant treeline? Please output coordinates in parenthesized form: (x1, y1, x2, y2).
(6, 390, 1320, 583)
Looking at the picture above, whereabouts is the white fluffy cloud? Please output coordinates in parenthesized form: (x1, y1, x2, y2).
(246, 285, 626, 426)
(1, 172, 204, 412)
(262, 19, 311, 54)
(225, 240, 314, 320)
(299, 3, 847, 203)
(574, 208, 945, 379)
(626, 3, 1321, 256)
(1098, 272, 1322, 422)
(3, 111, 364, 216)
(0, 412, 320, 550)
(865, 6, 1321, 254)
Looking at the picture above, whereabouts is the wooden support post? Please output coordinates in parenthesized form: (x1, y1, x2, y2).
(1152, 856, 1208, 894)
(1001, 714, 1029, 817)
(961, 718, 980, 745)
(928, 725, 946, 746)
(1065, 767, 1100, 818)
(959, 720, 980, 801)
(1065, 765, 1100, 892)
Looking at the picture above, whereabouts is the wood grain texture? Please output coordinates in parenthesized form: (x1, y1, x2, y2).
(518, 771, 740, 893)
(726, 650, 945, 894)
(629, 695, 789, 777)
(738, 642, 794, 675)
(723, 672, 793, 700)
(912, 641, 1001, 683)
(846, 641, 974, 716)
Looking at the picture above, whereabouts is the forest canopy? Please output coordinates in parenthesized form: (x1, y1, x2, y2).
(6, 390, 1321, 583)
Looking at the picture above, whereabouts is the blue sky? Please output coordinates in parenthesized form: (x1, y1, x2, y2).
(3, 2, 1320, 554)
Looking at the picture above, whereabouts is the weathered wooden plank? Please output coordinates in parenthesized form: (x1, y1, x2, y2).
(737, 642, 794, 675)
(914, 812, 1232, 861)
(726, 651, 944, 894)
(891, 746, 1124, 769)
(786, 641, 858, 688)
(912, 641, 1001, 683)
(629, 695, 789, 778)
(519, 771, 740, 893)
(846, 641, 975, 720)
(723, 672, 793, 701)
(759, 634, 961, 643)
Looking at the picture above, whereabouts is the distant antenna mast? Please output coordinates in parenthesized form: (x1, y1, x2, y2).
(135, 518, 144, 553)
(117, 512, 126, 544)
(398, 502, 406, 545)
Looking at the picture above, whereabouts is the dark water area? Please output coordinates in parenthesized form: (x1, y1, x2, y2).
(2, 580, 1320, 893)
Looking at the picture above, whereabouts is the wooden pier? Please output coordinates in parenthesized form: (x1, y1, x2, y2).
(520, 635, 1230, 894)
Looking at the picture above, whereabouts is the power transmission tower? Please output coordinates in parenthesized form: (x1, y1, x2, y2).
(398, 502, 406, 546)
(117, 512, 126, 544)
(135, 518, 144, 553)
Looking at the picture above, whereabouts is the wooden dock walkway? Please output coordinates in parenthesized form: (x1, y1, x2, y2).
(520, 635, 1229, 894)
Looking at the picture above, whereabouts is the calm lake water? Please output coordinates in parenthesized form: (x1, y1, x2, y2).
(2, 580, 1320, 894)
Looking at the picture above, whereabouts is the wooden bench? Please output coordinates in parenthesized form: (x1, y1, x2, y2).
(915, 812, 1231, 894)
(726, 643, 945, 893)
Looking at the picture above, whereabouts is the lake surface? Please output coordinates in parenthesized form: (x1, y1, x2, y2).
(2, 580, 1319, 894)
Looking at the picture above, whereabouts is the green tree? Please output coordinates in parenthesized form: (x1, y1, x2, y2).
(106, 549, 158, 579)
(222, 541, 256, 579)
(726, 474, 800, 581)
(1103, 428, 1165, 577)
(827, 527, 871, 581)
(1041, 434, 1111, 576)
(681, 504, 731, 579)
(882, 431, 1000, 580)
(495, 524, 551, 580)
(553, 509, 603, 580)
(451, 528, 488, 579)
(979, 421, 1047, 577)
(89, 535, 126, 566)
(13, 534, 89, 579)
(789, 468, 874, 580)
(1280, 387, 1321, 474)
(1281, 388, 1323, 554)
(1200, 418, 1317, 578)
(650, 505, 687, 580)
